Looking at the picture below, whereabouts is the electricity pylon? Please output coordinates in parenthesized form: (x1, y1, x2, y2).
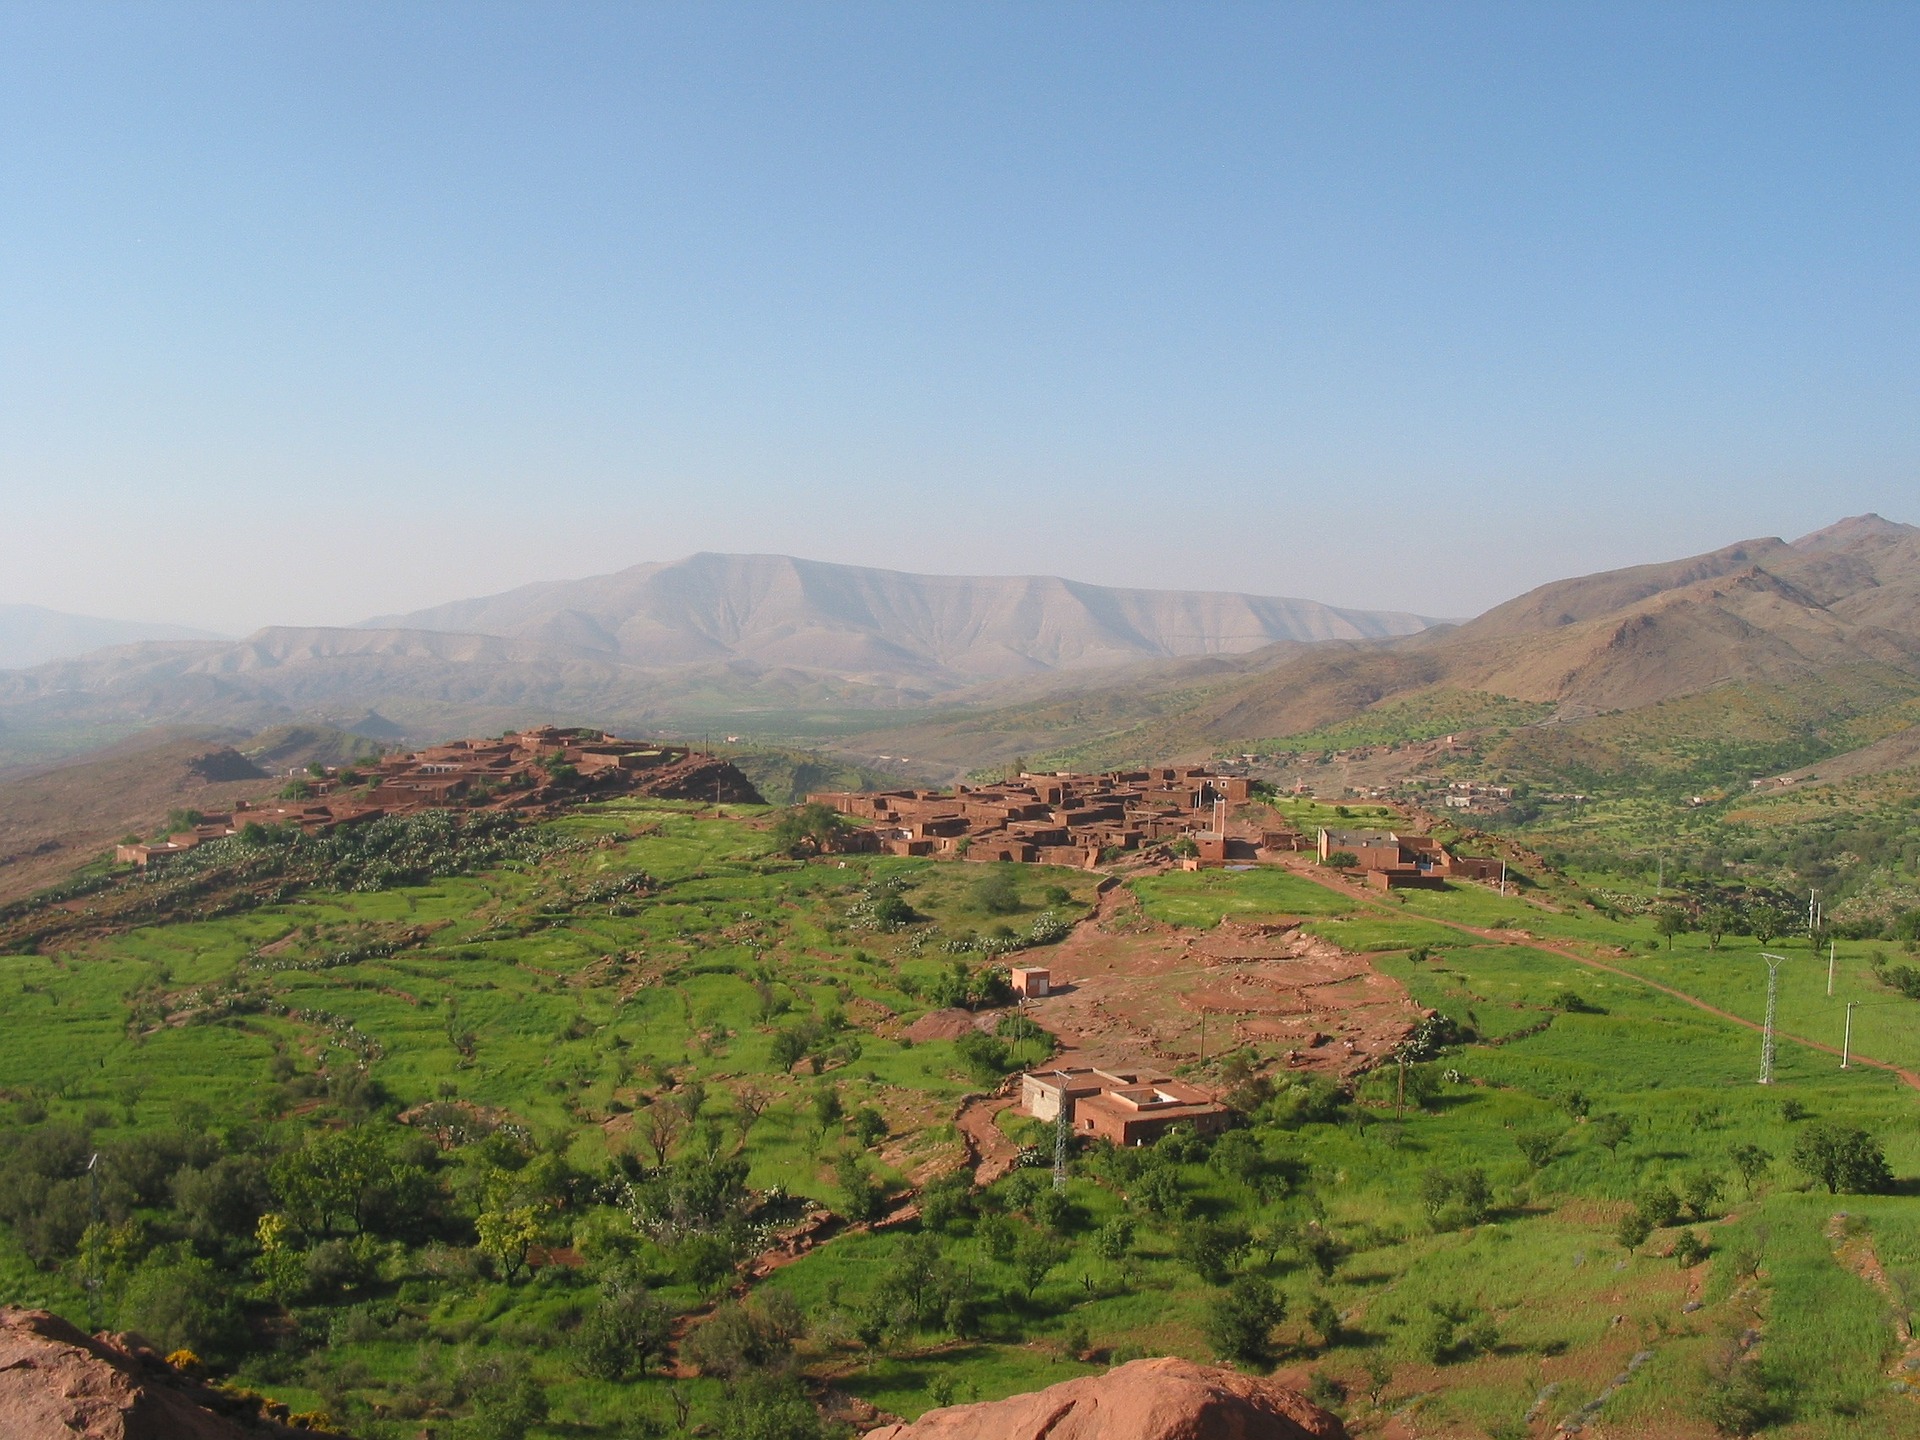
(1759, 952, 1785, 1084)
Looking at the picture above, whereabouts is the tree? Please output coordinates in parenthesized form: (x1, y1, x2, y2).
(1591, 1113, 1632, 1154)
(971, 865, 1023, 916)
(1655, 907, 1690, 950)
(769, 803, 843, 858)
(1682, 1169, 1723, 1222)
(683, 1292, 807, 1378)
(1305, 1291, 1341, 1347)
(833, 1154, 888, 1223)
(1702, 906, 1737, 952)
(1790, 1122, 1892, 1195)
(1175, 1218, 1249, 1285)
(1617, 1209, 1653, 1255)
(849, 1106, 888, 1149)
(732, 1084, 773, 1148)
(1012, 1226, 1069, 1300)
(570, 1278, 673, 1380)
(476, 1198, 549, 1282)
(1514, 1129, 1559, 1171)
(1750, 906, 1784, 946)
(1204, 1275, 1287, 1370)
(1322, 850, 1359, 870)
(117, 1248, 244, 1361)
(1729, 1143, 1772, 1197)
(1092, 1215, 1135, 1267)
(716, 1370, 822, 1440)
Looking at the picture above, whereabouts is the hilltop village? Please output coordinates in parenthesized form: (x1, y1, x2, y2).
(806, 765, 1267, 868)
(116, 726, 760, 868)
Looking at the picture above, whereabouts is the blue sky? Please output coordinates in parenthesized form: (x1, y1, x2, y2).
(2, 3, 1916, 632)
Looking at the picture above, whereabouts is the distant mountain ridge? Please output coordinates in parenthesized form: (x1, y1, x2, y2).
(838, 514, 1920, 774)
(361, 552, 1442, 681)
(0, 555, 1441, 766)
(0, 604, 224, 670)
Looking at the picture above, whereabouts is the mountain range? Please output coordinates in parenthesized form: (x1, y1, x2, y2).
(0, 604, 224, 671)
(0, 555, 1439, 764)
(2, 521, 1916, 782)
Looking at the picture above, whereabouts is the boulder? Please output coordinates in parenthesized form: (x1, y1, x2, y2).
(863, 1356, 1348, 1440)
(0, 1306, 311, 1439)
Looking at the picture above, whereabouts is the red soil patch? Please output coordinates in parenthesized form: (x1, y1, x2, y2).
(1019, 888, 1425, 1077)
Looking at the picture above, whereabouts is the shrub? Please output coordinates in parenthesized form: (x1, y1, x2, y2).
(1790, 1122, 1892, 1195)
(1203, 1275, 1286, 1370)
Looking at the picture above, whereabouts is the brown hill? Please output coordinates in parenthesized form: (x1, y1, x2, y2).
(839, 514, 1920, 773)
(0, 732, 278, 905)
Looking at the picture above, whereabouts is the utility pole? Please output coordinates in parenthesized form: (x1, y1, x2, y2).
(1759, 952, 1784, 1084)
(1842, 1000, 1857, 1069)
(1053, 1104, 1068, 1192)
(1828, 939, 1837, 998)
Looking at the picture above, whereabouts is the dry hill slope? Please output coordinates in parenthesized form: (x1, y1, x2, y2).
(840, 514, 1920, 772)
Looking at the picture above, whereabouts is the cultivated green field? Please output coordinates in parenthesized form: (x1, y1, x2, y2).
(1, 799, 1917, 1438)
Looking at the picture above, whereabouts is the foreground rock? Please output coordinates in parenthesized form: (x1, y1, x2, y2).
(0, 1307, 314, 1439)
(863, 1357, 1349, 1440)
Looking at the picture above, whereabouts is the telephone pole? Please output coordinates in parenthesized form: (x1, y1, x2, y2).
(1842, 1000, 1857, 1069)
(1759, 952, 1784, 1084)
(1827, 939, 1836, 998)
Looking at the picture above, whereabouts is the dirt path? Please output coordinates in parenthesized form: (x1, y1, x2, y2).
(1271, 856, 1920, 1094)
(955, 1092, 1023, 1187)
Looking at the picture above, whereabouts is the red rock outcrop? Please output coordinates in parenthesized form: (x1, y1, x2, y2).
(0, 1307, 314, 1439)
(863, 1356, 1348, 1440)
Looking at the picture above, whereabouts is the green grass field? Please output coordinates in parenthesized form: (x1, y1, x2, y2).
(1, 801, 1917, 1438)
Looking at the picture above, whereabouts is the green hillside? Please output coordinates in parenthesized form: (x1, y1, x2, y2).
(2, 799, 1919, 1436)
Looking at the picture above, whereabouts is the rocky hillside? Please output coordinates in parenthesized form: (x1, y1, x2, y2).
(0, 1307, 314, 1439)
(862, 1357, 1348, 1440)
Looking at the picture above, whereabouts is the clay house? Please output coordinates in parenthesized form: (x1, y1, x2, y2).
(806, 764, 1254, 868)
(1019, 1067, 1229, 1147)
(1009, 966, 1050, 998)
(1317, 827, 1505, 889)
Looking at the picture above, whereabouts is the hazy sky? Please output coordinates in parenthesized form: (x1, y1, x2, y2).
(2, 3, 1916, 633)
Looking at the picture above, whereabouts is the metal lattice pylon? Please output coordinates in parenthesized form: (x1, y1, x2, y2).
(1759, 954, 1781, 1084)
(1054, 1104, 1069, 1190)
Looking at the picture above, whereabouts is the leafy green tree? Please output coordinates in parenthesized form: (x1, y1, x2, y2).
(849, 1106, 888, 1149)
(1682, 1169, 1723, 1222)
(1514, 1129, 1559, 1171)
(768, 803, 844, 858)
(716, 1371, 822, 1440)
(1617, 1209, 1653, 1255)
(1591, 1113, 1632, 1154)
(1175, 1218, 1249, 1285)
(475, 1198, 549, 1282)
(117, 1247, 244, 1361)
(1749, 906, 1784, 946)
(1012, 1226, 1069, 1300)
(1790, 1122, 1892, 1195)
(1729, 1143, 1772, 1197)
(1655, 907, 1690, 950)
(1672, 1229, 1709, 1267)
(569, 1275, 672, 1380)
(833, 1154, 887, 1223)
(1702, 906, 1737, 951)
(1203, 1275, 1286, 1370)
(683, 1292, 806, 1378)
(971, 866, 1023, 916)
(1092, 1215, 1135, 1267)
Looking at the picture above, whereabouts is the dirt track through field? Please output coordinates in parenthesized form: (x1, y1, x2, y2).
(1018, 882, 1426, 1076)
(1269, 855, 1920, 1095)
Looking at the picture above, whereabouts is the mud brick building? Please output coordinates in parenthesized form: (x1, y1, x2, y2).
(807, 765, 1258, 867)
(1317, 826, 1503, 889)
(1020, 1066, 1229, 1147)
